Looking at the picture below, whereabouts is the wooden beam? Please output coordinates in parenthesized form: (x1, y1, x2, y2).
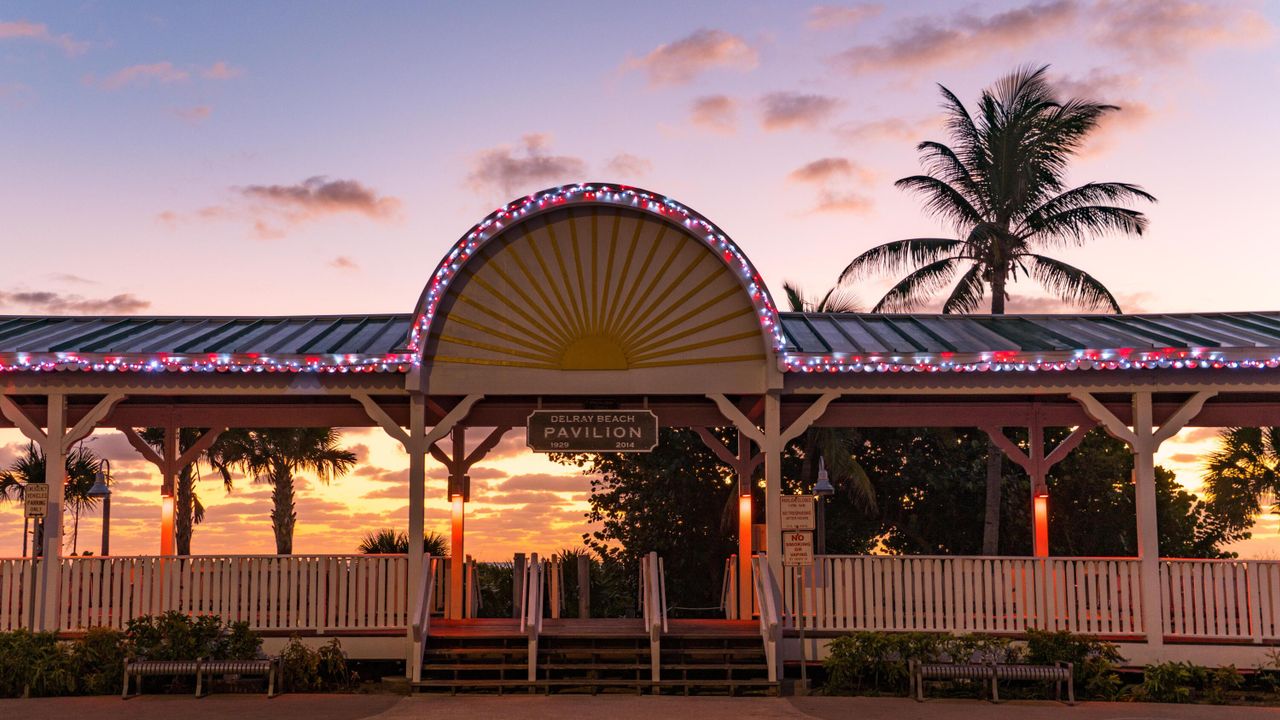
(118, 427, 165, 468)
(1153, 391, 1217, 446)
(64, 393, 125, 446)
(0, 395, 47, 444)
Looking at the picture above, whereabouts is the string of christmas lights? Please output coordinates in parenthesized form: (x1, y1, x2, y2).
(780, 349, 1280, 374)
(0, 353, 415, 374)
(407, 182, 787, 356)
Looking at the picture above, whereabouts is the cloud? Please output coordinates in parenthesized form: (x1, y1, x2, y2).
(238, 176, 400, 220)
(1003, 291, 1152, 314)
(99, 61, 190, 90)
(201, 61, 243, 80)
(760, 92, 840, 131)
(813, 191, 874, 214)
(329, 255, 359, 271)
(47, 272, 96, 285)
(834, 115, 940, 144)
(831, 0, 1079, 75)
(172, 105, 212, 123)
(624, 28, 758, 86)
(467, 134, 586, 197)
(1051, 69, 1153, 154)
(807, 4, 883, 30)
(0, 291, 150, 314)
(1091, 0, 1271, 63)
(788, 157, 875, 185)
(498, 473, 591, 493)
(0, 19, 88, 55)
(789, 158, 877, 214)
(690, 94, 738, 133)
(604, 153, 652, 178)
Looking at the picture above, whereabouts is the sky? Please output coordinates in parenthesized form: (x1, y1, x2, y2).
(1, 1, 1278, 560)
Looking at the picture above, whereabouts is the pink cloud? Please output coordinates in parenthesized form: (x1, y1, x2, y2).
(788, 157, 875, 185)
(813, 190, 874, 214)
(807, 4, 883, 30)
(0, 291, 150, 314)
(760, 92, 840, 131)
(202, 60, 244, 80)
(1091, 0, 1272, 63)
(624, 28, 758, 86)
(329, 255, 359, 271)
(239, 176, 400, 220)
(690, 94, 738, 133)
(831, 0, 1079, 75)
(605, 153, 652, 178)
(0, 19, 88, 56)
(467, 134, 586, 197)
(834, 115, 940, 144)
(99, 61, 190, 90)
(172, 105, 212, 122)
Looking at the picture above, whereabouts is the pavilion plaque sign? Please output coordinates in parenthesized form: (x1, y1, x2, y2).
(24, 483, 48, 519)
(526, 410, 658, 453)
(781, 495, 816, 531)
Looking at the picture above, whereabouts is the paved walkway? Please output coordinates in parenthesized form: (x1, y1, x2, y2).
(2, 693, 1274, 719)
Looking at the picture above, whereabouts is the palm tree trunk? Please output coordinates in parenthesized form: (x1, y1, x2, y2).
(982, 267, 1009, 555)
(175, 465, 194, 556)
(270, 464, 296, 555)
(981, 437, 1003, 554)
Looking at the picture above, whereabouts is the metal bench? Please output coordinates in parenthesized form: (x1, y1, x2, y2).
(909, 660, 994, 701)
(123, 658, 203, 698)
(122, 658, 278, 698)
(993, 662, 1073, 704)
(910, 660, 1074, 704)
(198, 659, 278, 698)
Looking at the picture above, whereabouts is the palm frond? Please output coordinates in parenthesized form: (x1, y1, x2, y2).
(1026, 204, 1150, 244)
(893, 175, 984, 231)
(1026, 254, 1122, 313)
(782, 281, 806, 313)
(840, 238, 962, 283)
(941, 263, 986, 314)
(872, 258, 960, 312)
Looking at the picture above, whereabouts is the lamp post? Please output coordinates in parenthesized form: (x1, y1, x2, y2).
(814, 456, 835, 555)
(87, 459, 112, 557)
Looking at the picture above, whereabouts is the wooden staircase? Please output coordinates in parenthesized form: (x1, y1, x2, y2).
(413, 618, 777, 695)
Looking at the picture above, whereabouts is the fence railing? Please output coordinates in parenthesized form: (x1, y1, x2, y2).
(1160, 559, 1280, 642)
(783, 556, 1145, 637)
(781, 556, 1280, 643)
(0, 558, 34, 631)
(41, 554, 409, 632)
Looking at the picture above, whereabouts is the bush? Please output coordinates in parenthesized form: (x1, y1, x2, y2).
(0, 630, 74, 697)
(71, 626, 128, 695)
(1024, 629, 1123, 699)
(823, 631, 1017, 695)
(125, 611, 261, 661)
(278, 636, 353, 692)
(1133, 661, 1243, 704)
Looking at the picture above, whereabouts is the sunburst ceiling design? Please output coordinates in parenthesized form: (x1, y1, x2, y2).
(425, 206, 767, 371)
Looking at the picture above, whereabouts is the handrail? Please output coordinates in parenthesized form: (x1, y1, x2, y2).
(658, 555, 668, 633)
(639, 551, 666, 682)
(521, 553, 544, 682)
(721, 556, 736, 619)
(751, 555, 781, 682)
(409, 554, 436, 683)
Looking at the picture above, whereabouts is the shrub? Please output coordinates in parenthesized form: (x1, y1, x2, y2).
(1133, 661, 1244, 704)
(823, 631, 1016, 695)
(70, 626, 127, 695)
(278, 636, 353, 692)
(124, 611, 261, 661)
(1024, 629, 1123, 699)
(0, 630, 74, 697)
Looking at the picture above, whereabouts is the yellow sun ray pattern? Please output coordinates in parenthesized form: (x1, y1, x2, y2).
(426, 207, 768, 371)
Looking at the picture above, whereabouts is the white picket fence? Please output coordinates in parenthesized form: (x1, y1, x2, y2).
(0, 555, 409, 633)
(0, 558, 35, 631)
(783, 556, 1143, 636)
(781, 556, 1280, 643)
(1160, 559, 1280, 642)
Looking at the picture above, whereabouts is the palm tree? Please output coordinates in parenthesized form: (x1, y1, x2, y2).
(357, 528, 449, 555)
(0, 442, 102, 555)
(208, 429, 357, 555)
(840, 65, 1155, 555)
(1203, 427, 1280, 517)
(783, 281, 875, 514)
(137, 428, 234, 556)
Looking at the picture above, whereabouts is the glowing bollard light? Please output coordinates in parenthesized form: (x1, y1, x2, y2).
(450, 493, 465, 619)
(1034, 494, 1050, 558)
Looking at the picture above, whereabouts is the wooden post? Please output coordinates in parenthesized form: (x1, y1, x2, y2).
(764, 393, 783, 583)
(39, 394, 66, 631)
(577, 554, 590, 619)
(513, 553, 526, 619)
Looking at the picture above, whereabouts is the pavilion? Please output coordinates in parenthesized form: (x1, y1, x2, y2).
(1, 183, 1278, 686)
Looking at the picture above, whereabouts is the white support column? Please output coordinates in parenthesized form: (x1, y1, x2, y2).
(763, 393, 783, 582)
(39, 394, 66, 631)
(1072, 389, 1215, 649)
(407, 393, 427, 634)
